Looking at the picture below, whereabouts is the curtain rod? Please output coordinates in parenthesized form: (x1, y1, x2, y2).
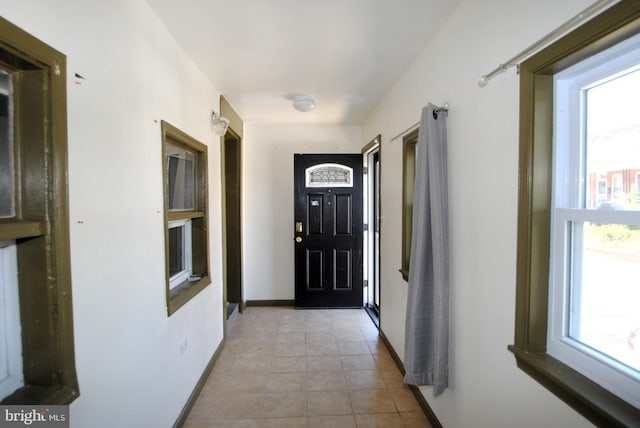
(478, 0, 619, 88)
(390, 103, 449, 142)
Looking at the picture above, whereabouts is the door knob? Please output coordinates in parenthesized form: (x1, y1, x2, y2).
(295, 236, 302, 243)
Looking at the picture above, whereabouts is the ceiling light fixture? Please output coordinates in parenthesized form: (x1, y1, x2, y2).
(292, 95, 315, 112)
(211, 110, 230, 136)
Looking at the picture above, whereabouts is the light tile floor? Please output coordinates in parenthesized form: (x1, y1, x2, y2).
(184, 306, 432, 428)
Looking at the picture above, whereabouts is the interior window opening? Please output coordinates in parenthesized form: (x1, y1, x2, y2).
(161, 121, 210, 315)
(550, 32, 640, 408)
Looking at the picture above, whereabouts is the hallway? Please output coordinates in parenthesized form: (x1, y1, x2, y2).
(184, 307, 431, 427)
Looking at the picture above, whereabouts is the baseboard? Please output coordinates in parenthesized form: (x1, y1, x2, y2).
(245, 299, 295, 307)
(379, 329, 443, 428)
(173, 337, 226, 428)
(379, 329, 405, 376)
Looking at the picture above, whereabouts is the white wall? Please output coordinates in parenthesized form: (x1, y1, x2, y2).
(362, 0, 595, 426)
(1, 1, 225, 427)
(242, 124, 362, 301)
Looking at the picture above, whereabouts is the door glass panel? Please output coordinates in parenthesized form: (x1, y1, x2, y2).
(0, 70, 14, 218)
(306, 163, 353, 187)
(166, 143, 194, 211)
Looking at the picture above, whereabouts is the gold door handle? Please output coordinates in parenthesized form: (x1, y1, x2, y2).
(295, 236, 302, 243)
(295, 221, 303, 233)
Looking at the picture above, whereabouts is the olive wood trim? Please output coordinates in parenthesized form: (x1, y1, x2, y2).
(167, 211, 205, 222)
(161, 120, 211, 316)
(509, 347, 640, 427)
(0, 221, 45, 241)
(400, 129, 418, 281)
(0, 15, 78, 404)
(172, 337, 226, 428)
(168, 276, 212, 315)
(512, 1, 640, 424)
(379, 329, 443, 428)
(360, 134, 380, 154)
(245, 300, 295, 307)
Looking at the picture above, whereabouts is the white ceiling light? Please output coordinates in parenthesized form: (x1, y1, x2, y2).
(292, 95, 315, 112)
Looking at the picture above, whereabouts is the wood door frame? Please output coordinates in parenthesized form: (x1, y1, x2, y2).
(222, 128, 242, 312)
(362, 135, 381, 326)
(220, 97, 243, 322)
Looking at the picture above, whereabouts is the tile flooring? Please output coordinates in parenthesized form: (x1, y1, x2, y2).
(184, 306, 432, 427)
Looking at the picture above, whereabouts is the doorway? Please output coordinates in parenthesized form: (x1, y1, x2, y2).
(362, 136, 381, 326)
(223, 128, 242, 320)
(293, 154, 364, 308)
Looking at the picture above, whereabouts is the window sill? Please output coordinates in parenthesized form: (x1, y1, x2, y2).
(0, 221, 46, 241)
(508, 345, 640, 426)
(168, 276, 211, 316)
(1, 385, 78, 405)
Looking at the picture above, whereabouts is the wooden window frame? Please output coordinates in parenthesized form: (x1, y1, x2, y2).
(512, 1, 640, 425)
(0, 17, 78, 404)
(400, 129, 418, 281)
(161, 121, 210, 316)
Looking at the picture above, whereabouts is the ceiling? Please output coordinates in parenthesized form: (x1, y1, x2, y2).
(145, 0, 462, 125)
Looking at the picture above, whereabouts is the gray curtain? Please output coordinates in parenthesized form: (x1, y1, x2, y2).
(403, 103, 449, 396)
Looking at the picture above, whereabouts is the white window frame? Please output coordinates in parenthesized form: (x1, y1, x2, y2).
(168, 219, 192, 290)
(549, 33, 640, 408)
(0, 241, 23, 399)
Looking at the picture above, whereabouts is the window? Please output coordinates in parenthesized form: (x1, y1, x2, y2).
(549, 34, 640, 408)
(161, 121, 210, 315)
(400, 129, 418, 280)
(0, 16, 78, 404)
(513, 1, 640, 425)
(0, 241, 22, 399)
(167, 143, 195, 210)
(305, 163, 353, 187)
(168, 219, 192, 288)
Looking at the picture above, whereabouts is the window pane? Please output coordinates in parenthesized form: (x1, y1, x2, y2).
(585, 67, 640, 210)
(0, 70, 14, 218)
(569, 222, 640, 374)
(0, 242, 23, 400)
(167, 143, 194, 211)
(305, 163, 353, 187)
(403, 140, 416, 272)
(168, 225, 184, 278)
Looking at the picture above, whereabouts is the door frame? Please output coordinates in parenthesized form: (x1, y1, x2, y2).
(362, 136, 381, 326)
(220, 96, 243, 324)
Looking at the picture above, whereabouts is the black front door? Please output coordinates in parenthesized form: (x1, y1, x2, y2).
(294, 154, 363, 308)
